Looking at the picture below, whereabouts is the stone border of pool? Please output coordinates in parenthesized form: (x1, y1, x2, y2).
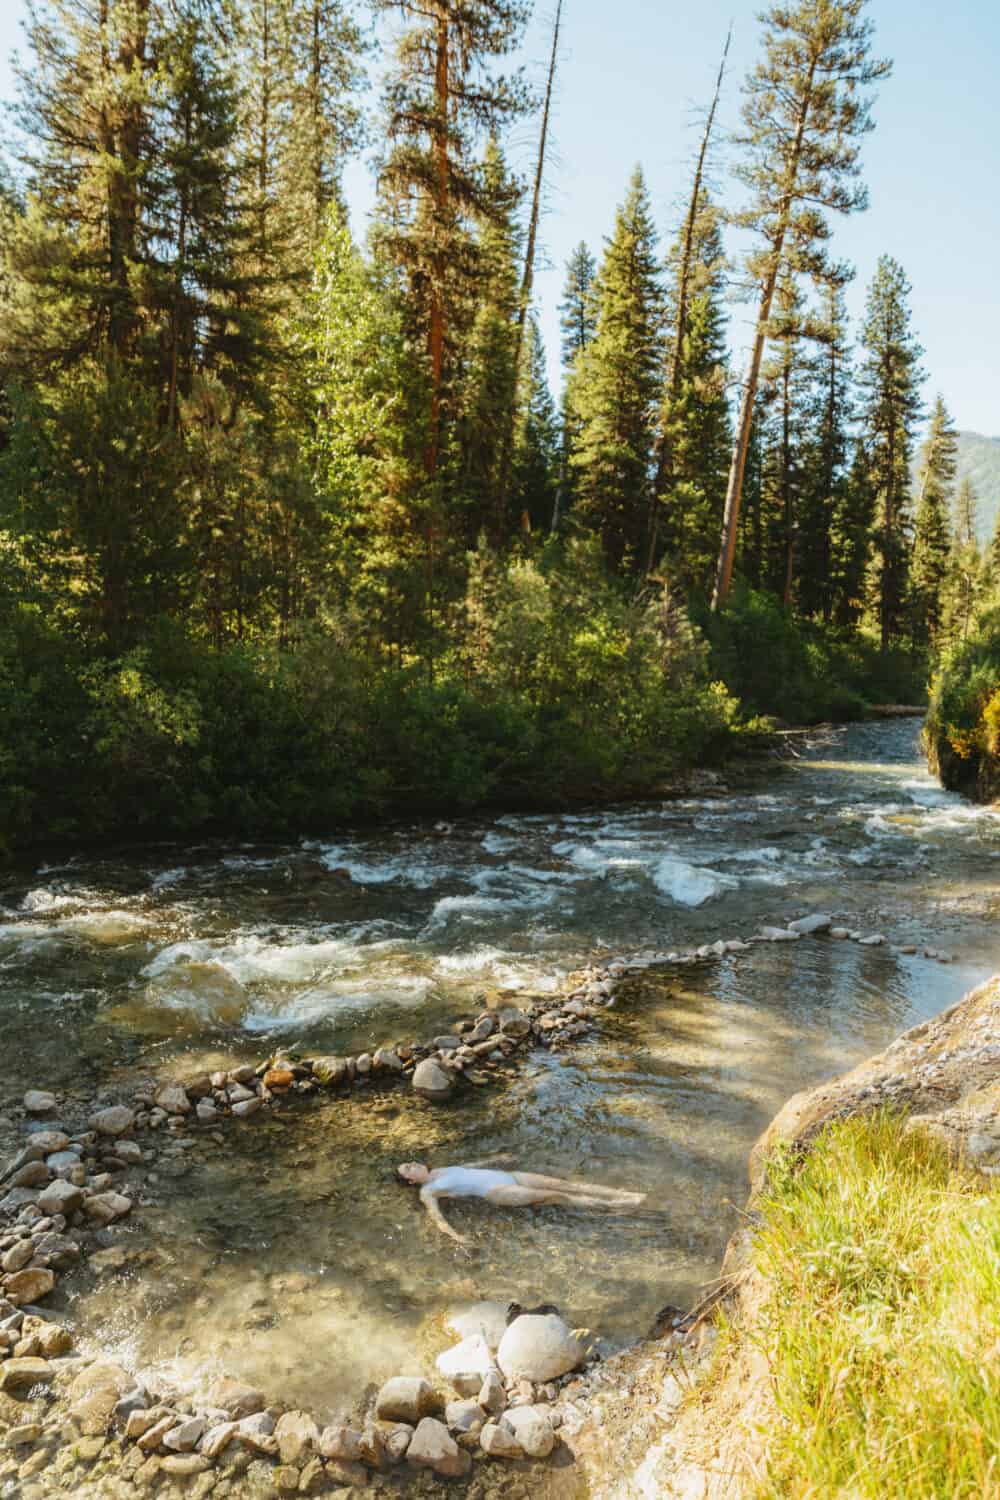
(0, 912, 959, 1495)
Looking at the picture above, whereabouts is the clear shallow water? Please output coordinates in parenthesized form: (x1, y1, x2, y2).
(2, 720, 999, 1416)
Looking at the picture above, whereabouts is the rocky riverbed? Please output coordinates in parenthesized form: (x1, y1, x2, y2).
(2, 720, 1000, 1495)
(0, 915, 991, 1500)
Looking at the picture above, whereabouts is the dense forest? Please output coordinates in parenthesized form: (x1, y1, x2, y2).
(1, 0, 998, 851)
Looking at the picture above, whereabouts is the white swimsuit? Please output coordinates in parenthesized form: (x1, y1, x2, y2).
(426, 1166, 517, 1198)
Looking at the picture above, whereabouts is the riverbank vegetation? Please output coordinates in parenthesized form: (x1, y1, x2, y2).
(733, 1112, 1000, 1498)
(0, 0, 977, 851)
(925, 603, 1000, 804)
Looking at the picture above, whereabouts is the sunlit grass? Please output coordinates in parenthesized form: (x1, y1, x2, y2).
(745, 1111, 1000, 1498)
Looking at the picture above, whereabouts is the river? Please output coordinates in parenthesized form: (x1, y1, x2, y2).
(1, 719, 997, 1425)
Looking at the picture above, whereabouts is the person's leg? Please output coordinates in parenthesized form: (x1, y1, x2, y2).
(486, 1184, 560, 1208)
(488, 1184, 645, 1212)
(512, 1171, 643, 1202)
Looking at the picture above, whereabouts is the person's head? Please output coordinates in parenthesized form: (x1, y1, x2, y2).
(396, 1161, 430, 1185)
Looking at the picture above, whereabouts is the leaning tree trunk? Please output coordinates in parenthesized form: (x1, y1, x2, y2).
(495, 0, 562, 537)
(425, 8, 450, 480)
(712, 60, 818, 612)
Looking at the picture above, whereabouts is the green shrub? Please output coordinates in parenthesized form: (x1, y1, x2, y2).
(924, 606, 1000, 799)
(699, 587, 927, 724)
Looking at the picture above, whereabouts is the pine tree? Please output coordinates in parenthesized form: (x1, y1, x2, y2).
(277, 0, 367, 268)
(555, 242, 597, 528)
(941, 477, 981, 644)
(857, 255, 924, 648)
(2, 0, 159, 371)
(559, 243, 598, 367)
(796, 285, 854, 620)
(712, 0, 891, 609)
(511, 316, 559, 532)
(649, 29, 730, 578)
(910, 395, 957, 642)
(570, 166, 664, 576)
(372, 0, 530, 479)
(829, 440, 875, 627)
(655, 193, 730, 593)
(145, 3, 258, 421)
(954, 475, 979, 549)
(759, 277, 814, 608)
(456, 140, 522, 544)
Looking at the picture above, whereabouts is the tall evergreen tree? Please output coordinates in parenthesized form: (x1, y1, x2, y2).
(456, 139, 522, 543)
(511, 315, 559, 532)
(712, 0, 890, 609)
(941, 476, 982, 643)
(2, 0, 159, 370)
(953, 475, 979, 549)
(857, 255, 924, 648)
(570, 166, 664, 576)
(555, 241, 597, 528)
(829, 440, 875, 627)
(654, 192, 731, 593)
(758, 277, 814, 607)
(797, 284, 854, 620)
(910, 394, 957, 642)
(372, 0, 530, 479)
(278, 0, 367, 266)
(649, 28, 730, 577)
(559, 243, 597, 365)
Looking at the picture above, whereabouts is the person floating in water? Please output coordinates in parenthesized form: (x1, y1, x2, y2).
(396, 1161, 646, 1246)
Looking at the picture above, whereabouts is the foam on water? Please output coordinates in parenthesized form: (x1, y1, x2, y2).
(21, 887, 86, 913)
(311, 843, 459, 889)
(652, 856, 739, 907)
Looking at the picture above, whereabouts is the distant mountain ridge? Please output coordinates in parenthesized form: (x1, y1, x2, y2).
(955, 431, 1000, 546)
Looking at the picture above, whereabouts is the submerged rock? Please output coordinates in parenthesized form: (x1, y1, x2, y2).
(0, 1358, 53, 1392)
(68, 1361, 134, 1435)
(23, 1092, 57, 1116)
(3, 1269, 55, 1305)
(788, 914, 832, 935)
(89, 1106, 134, 1138)
(206, 1378, 266, 1418)
(412, 1058, 453, 1101)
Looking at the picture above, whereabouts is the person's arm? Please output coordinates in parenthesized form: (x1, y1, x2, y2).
(419, 1184, 470, 1246)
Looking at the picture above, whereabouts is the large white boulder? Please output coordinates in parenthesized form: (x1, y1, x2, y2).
(496, 1314, 585, 1384)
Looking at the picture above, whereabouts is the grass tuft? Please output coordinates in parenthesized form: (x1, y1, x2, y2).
(748, 1111, 1000, 1498)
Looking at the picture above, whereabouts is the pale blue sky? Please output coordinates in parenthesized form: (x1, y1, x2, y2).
(2, 0, 997, 434)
